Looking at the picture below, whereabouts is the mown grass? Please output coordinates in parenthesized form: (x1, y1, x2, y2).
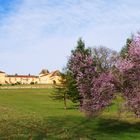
(0, 88, 139, 140)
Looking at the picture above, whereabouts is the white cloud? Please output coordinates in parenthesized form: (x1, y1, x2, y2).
(0, 0, 140, 74)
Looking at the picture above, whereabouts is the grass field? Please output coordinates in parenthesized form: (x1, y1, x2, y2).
(0, 88, 140, 140)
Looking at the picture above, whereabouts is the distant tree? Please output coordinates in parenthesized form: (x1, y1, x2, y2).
(39, 69, 49, 75)
(71, 38, 91, 55)
(120, 35, 133, 59)
(30, 82, 35, 85)
(91, 46, 119, 73)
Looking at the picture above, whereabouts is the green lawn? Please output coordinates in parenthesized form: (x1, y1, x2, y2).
(0, 88, 139, 140)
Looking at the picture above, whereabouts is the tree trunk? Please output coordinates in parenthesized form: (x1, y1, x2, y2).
(64, 93, 67, 110)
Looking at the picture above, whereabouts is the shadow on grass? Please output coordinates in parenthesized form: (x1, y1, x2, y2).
(0, 114, 140, 140)
(95, 118, 140, 135)
(44, 116, 140, 140)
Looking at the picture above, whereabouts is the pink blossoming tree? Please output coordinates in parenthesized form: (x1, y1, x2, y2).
(117, 34, 140, 117)
(68, 44, 116, 117)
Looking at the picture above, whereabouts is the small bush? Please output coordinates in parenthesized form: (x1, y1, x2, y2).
(15, 82, 21, 85)
(30, 82, 35, 85)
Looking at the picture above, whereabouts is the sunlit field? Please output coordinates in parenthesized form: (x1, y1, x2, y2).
(0, 88, 140, 140)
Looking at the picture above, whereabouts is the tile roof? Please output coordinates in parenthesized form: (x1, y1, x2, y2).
(0, 71, 5, 73)
(49, 70, 60, 77)
(40, 70, 60, 77)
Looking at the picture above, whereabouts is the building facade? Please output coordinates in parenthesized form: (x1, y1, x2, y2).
(0, 70, 61, 85)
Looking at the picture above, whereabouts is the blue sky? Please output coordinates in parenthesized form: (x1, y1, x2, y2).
(0, 0, 140, 74)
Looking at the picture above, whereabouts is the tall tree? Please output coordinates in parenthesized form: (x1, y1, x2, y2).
(65, 70, 80, 103)
(68, 48, 116, 117)
(68, 39, 116, 117)
(91, 46, 118, 73)
(51, 72, 68, 110)
(52, 38, 90, 109)
(117, 34, 140, 117)
(120, 35, 133, 59)
(66, 38, 91, 104)
(71, 38, 91, 55)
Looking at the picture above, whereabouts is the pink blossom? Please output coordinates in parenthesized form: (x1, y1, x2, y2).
(117, 34, 140, 117)
(116, 59, 134, 72)
(69, 52, 116, 117)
